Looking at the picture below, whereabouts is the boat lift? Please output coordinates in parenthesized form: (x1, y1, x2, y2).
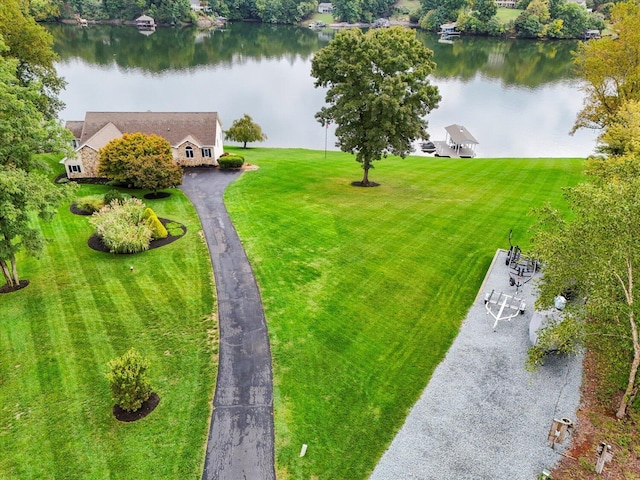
(484, 289, 526, 330)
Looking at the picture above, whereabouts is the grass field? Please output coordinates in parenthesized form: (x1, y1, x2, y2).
(496, 6, 524, 24)
(223, 149, 586, 479)
(2, 150, 585, 479)
(0, 159, 217, 479)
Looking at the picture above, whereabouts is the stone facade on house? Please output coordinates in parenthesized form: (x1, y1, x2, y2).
(61, 112, 224, 179)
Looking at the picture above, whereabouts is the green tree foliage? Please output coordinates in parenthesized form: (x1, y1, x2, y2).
(0, 166, 76, 288)
(224, 114, 268, 148)
(89, 197, 153, 253)
(103, 189, 128, 206)
(98, 0, 193, 23)
(311, 27, 440, 186)
(420, 0, 469, 30)
(572, 1, 640, 132)
(597, 100, 640, 157)
(28, 0, 63, 21)
(473, 0, 497, 22)
(512, 0, 603, 38)
(98, 133, 175, 186)
(529, 157, 640, 419)
(128, 154, 183, 193)
(0, 46, 71, 172)
(332, 0, 396, 22)
(0, 0, 66, 119)
(106, 348, 152, 412)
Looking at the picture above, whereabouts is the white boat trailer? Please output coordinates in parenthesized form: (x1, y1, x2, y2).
(484, 289, 526, 330)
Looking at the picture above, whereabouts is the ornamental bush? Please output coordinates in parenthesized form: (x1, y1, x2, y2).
(218, 154, 244, 169)
(90, 197, 152, 253)
(105, 348, 152, 412)
(75, 195, 104, 213)
(143, 207, 168, 239)
(103, 189, 127, 206)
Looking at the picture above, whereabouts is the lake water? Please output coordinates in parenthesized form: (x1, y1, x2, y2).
(46, 22, 598, 157)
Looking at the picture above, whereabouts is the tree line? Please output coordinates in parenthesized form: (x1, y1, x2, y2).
(26, 0, 621, 38)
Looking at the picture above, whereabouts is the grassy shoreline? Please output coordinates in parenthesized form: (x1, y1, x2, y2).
(2, 149, 586, 479)
(223, 148, 585, 478)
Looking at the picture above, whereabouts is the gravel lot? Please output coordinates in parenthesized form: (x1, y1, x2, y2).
(370, 249, 583, 480)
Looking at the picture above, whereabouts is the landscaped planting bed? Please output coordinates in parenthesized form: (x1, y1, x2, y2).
(1, 167, 217, 478)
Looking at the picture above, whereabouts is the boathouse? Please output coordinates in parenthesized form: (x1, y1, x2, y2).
(434, 124, 478, 158)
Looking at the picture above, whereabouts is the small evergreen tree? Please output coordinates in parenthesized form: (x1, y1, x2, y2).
(106, 348, 152, 412)
(224, 114, 268, 148)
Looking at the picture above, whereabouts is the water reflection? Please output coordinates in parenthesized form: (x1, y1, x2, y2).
(46, 23, 597, 157)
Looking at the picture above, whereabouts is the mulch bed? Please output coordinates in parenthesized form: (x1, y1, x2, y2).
(88, 219, 187, 253)
(351, 181, 380, 187)
(70, 203, 94, 215)
(551, 350, 640, 479)
(0, 280, 30, 294)
(113, 392, 160, 422)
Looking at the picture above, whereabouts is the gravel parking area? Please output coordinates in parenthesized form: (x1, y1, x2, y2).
(370, 249, 583, 480)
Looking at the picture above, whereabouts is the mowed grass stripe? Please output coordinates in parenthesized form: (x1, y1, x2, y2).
(1, 176, 216, 479)
(223, 149, 585, 479)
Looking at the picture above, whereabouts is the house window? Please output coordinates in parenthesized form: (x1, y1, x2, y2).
(69, 165, 81, 173)
(202, 148, 212, 158)
(185, 146, 194, 158)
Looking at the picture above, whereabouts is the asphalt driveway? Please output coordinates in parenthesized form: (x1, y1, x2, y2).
(181, 167, 275, 480)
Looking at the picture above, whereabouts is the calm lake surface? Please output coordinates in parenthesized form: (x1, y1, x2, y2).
(46, 22, 598, 157)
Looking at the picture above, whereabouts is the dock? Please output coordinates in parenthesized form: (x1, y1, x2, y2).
(433, 124, 478, 158)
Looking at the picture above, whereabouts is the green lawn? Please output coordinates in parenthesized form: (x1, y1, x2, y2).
(223, 149, 586, 479)
(0, 161, 217, 478)
(2, 151, 585, 479)
(496, 6, 524, 24)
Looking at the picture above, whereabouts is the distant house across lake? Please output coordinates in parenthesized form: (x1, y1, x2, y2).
(62, 112, 224, 179)
(318, 2, 333, 13)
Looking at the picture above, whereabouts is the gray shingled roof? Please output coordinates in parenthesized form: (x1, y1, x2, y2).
(65, 121, 85, 139)
(74, 112, 219, 147)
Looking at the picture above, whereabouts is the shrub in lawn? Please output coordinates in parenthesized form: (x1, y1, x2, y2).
(165, 221, 185, 237)
(142, 207, 168, 240)
(76, 195, 105, 213)
(103, 189, 127, 206)
(105, 348, 152, 412)
(90, 197, 152, 253)
(218, 154, 244, 169)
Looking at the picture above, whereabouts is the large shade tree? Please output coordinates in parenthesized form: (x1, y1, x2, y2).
(572, 1, 640, 133)
(529, 156, 640, 419)
(0, 42, 71, 172)
(311, 27, 440, 186)
(0, 166, 75, 289)
(0, 0, 66, 119)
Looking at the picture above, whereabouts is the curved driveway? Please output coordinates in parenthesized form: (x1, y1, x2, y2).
(181, 167, 275, 480)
